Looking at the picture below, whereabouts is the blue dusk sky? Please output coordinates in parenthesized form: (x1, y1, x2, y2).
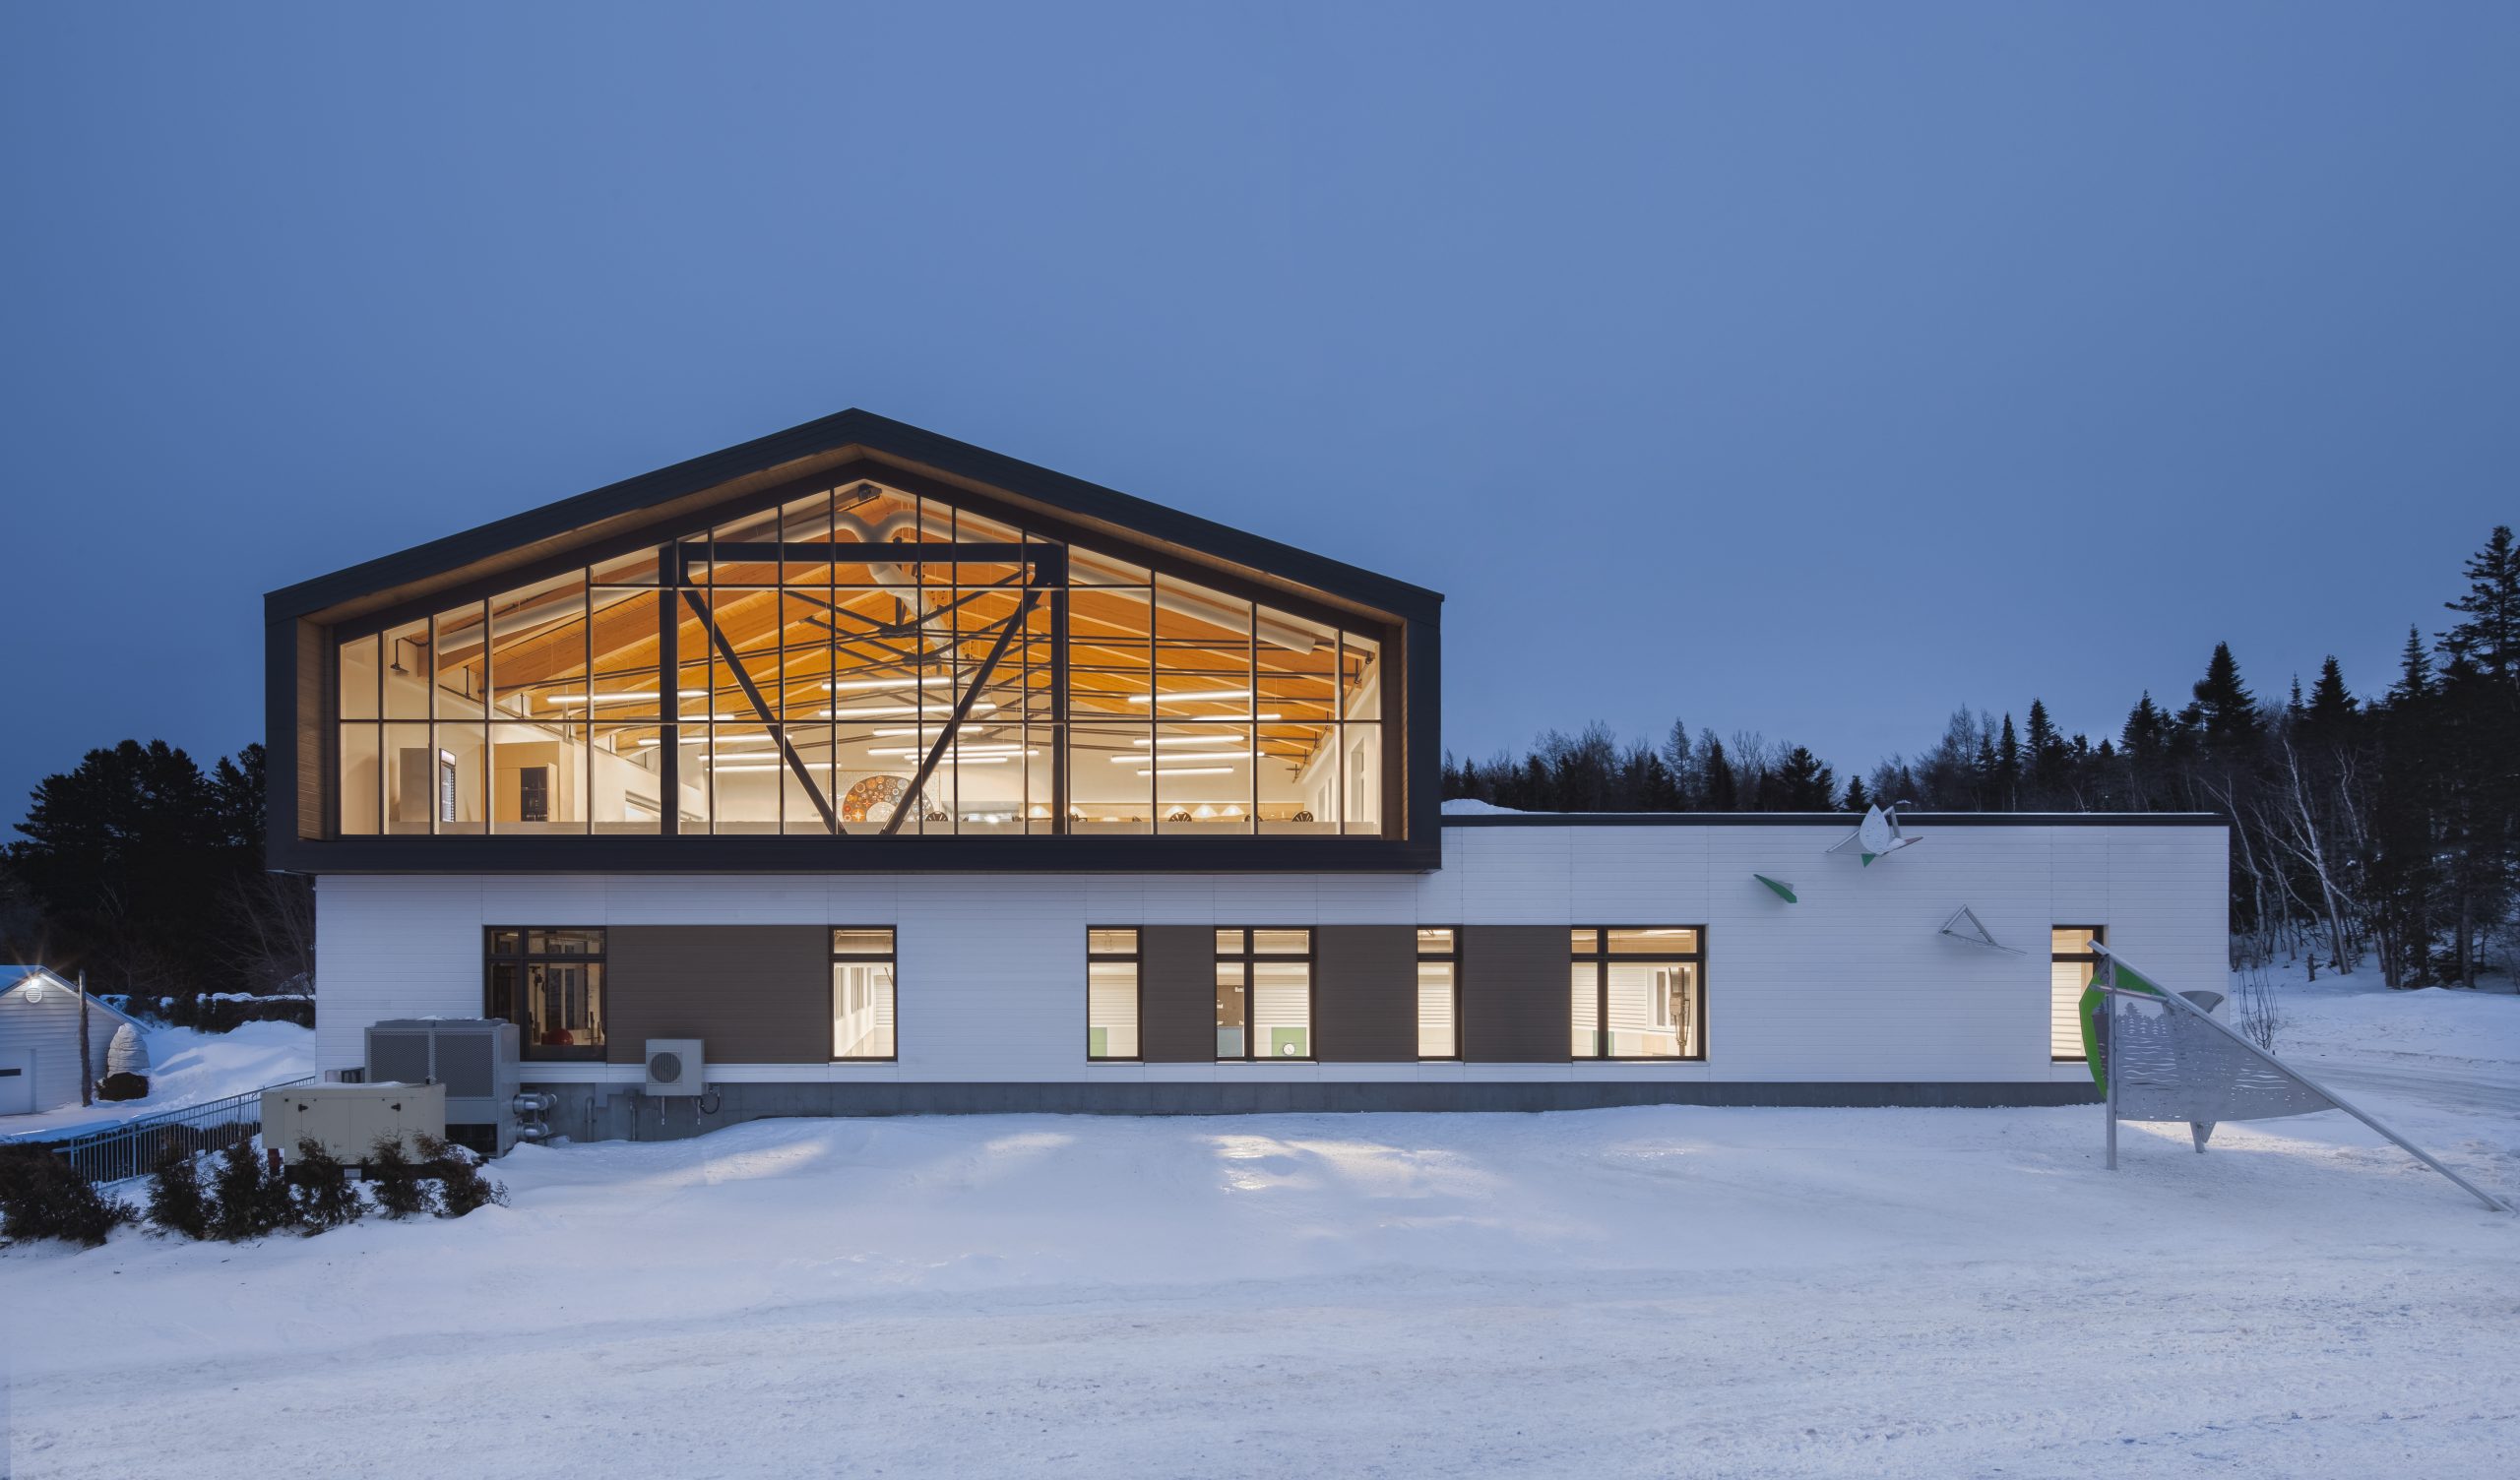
(3, 3, 2514, 816)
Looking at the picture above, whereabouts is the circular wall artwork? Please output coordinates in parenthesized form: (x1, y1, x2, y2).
(842, 774, 912, 825)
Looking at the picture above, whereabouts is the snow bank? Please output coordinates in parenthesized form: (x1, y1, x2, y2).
(0, 1020, 315, 1141)
(1439, 797, 1523, 814)
(1, 972, 2510, 1477)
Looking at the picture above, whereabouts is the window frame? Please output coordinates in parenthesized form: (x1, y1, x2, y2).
(1571, 926, 1707, 1063)
(1086, 926, 1143, 1062)
(1416, 926, 1461, 1062)
(482, 926, 608, 1063)
(2050, 924, 2107, 1063)
(1214, 926, 1316, 1063)
(830, 925, 900, 1063)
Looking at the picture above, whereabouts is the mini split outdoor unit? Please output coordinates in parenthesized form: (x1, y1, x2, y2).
(364, 1018, 553, 1157)
(645, 1038, 706, 1096)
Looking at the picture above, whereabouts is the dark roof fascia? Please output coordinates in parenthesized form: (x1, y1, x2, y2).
(1441, 812, 2227, 829)
(264, 409, 1443, 625)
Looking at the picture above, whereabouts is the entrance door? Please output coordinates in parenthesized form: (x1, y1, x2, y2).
(0, 1047, 33, 1115)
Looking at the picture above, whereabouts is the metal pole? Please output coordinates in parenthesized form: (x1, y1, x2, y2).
(78, 969, 93, 1107)
(2094, 952, 2506, 1213)
(2103, 982, 2116, 1171)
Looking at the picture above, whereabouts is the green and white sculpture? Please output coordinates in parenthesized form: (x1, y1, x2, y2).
(2086, 945, 2504, 1211)
(1828, 804, 1919, 866)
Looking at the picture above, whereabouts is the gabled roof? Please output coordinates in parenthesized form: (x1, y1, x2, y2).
(266, 409, 1442, 627)
(0, 968, 145, 1029)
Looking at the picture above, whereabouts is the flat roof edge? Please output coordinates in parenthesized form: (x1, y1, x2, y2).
(1441, 812, 2226, 829)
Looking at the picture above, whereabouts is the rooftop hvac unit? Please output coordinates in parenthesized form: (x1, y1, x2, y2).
(366, 1018, 536, 1157)
(645, 1039, 706, 1096)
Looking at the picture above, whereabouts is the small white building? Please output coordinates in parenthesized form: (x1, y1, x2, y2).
(0, 967, 145, 1116)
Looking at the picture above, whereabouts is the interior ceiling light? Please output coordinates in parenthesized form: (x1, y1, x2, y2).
(1126, 689, 1252, 705)
(826, 676, 956, 692)
(544, 689, 711, 705)
(823, 703, 999, 719)
(1109, 752, 1245, 764)
(1134, 766, 1232, 776)
(1130, 733, 1277, 746)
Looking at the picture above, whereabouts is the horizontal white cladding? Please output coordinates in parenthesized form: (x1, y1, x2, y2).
(312, 823, 2228, 1084)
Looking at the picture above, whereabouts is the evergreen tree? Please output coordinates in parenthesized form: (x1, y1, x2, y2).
(2190, 643, 2263, 755)
(2305, 656, 2358, 727)
(1841, 774, 1869, 812)
(2440, 524, 2520, 686)
(1766, 747, 1837, 811)
(1701, 737, 1737, 810)
(1993, 714, 2023, 809)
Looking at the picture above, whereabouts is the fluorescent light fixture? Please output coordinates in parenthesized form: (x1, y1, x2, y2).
(1129, 736, 1267, 747)
(870, 724, 999, 737)
(825, 676, 956, 692)
(823, 703, 999, 719)
(1109, 752, 1244, 764)
(543, 689, 711, 705)
(865, 746, 1038, 759)
(1126, 688, 1251, 705)
(1134, 766, 1232, 776)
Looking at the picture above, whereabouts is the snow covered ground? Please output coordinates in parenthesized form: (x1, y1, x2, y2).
(2, 969, 2513, 1478)
(0, 1021, 316, 1142)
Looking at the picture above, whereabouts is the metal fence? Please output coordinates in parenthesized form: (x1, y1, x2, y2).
(27, 1078, 318, 1186)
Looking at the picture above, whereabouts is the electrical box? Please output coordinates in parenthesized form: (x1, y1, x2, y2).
(645, 1038, 705, 1096)
(263, 1082, 446, 1165)
(366, 1018, 525, 1155)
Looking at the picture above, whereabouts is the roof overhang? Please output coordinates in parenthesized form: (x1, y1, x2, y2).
(266, 409, 1442, 630)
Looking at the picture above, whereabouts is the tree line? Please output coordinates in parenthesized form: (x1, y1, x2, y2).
(1, 741, 312, 1009)
(1445, 525, 2520, 988)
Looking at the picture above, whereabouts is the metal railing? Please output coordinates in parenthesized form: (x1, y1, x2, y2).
(26, 1078, 318, 1186)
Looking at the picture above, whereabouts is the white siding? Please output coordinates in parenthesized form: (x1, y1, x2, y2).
(0, 976, 142, 1114)
(310, 822, 2229, 1086)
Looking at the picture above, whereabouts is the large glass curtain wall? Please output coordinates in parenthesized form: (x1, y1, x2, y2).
(335, 481, 1387, 836)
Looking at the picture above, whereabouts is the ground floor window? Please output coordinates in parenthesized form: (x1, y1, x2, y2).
(2051, 926, 2106, 1060)
(1088, 928, 1141, 1059)
(833, 928, 897, 1059)
(1571, 928, 1702, 1060)
(1417, 927, 1459, 1059)
(484, 928, 606, 1061)
(1217, 928, 1311, 1060)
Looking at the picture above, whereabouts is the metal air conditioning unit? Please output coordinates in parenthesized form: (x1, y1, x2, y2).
(366, 1018, 536, 1156)
(645, 1038, 706, 1096)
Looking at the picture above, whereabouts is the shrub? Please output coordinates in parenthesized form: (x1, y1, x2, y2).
(0, 1144, 134, 1249)
(210, 1139, 290, 1242)
(146, 1148, 212, 1240)
(418, 1135, 508, 1218)
(96, 1072, 151, 1102)
(366, 1137, 435, 1219)
(286, 1140, 364, 1234)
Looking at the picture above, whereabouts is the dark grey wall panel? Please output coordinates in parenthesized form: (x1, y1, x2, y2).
(1461, 925, 1569, 1063)
(606, 925, 830, 1065)
(1313, 926, 1418, 1062)
(1138, 925, 1216, 1063)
